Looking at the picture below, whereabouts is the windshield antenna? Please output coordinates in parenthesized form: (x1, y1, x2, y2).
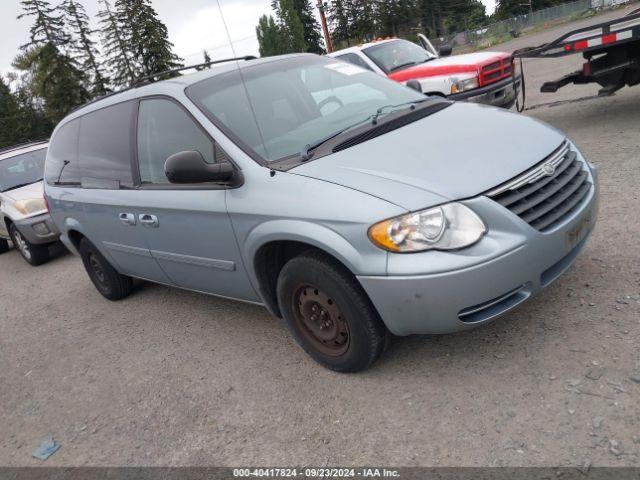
(215, 0, 270, 160)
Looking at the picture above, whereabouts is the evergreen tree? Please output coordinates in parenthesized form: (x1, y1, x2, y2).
(15, 0, 90, 123)
(293, 0, 325, 53)
(97, 0, 136, 87)
(0, 76, 22, 148)
(13, 44, 89, 124)
(326, 0, 351, 46)
(278, 0, 307, 53)
(62, 0, 108, 96)
(195, 50, 212, 70)
(114, 0, 183, 79)
(256, 15, 284, 57)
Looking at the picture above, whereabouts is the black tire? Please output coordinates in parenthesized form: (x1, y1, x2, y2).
(9, 223, 50, 266)
(0, 238, 9, 254)
(79, 237, 133, 301)
(276, 250, 388, 372)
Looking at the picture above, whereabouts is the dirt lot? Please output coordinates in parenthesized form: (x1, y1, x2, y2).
(1, 5, 639, 468)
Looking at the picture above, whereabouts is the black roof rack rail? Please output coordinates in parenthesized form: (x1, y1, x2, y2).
(67, 55, 258, 115)
(132, 55, 258, 87)
(0, 138, 49, 155)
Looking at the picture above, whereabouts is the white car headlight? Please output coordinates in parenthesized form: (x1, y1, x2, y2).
(451, 76, 480, 94)
(14, 198, 46, 215)
(368, 202, 486, 253)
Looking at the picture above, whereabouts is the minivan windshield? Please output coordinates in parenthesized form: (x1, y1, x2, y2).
(186, 55, 426, 162)
(363, 39, 435, 74)
(0, 148, 47, 192)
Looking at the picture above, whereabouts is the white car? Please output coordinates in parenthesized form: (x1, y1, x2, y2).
(328, 37, 520, 109)
(0, 141, 60, 266)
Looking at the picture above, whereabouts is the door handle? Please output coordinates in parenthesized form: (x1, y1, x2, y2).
(139, 214, 159, 228)
(119, 212, 136, 226)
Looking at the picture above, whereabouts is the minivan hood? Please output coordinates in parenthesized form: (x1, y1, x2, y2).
(2, 181, 43, 201)
(290, 102, 565, 211)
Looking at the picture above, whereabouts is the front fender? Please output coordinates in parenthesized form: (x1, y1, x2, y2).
(242, 219, 386, 292)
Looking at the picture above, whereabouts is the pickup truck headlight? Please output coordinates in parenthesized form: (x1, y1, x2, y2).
(14, 198, 46, 215)
(451, 77, 479, 94)
(368, 202, 486, 253)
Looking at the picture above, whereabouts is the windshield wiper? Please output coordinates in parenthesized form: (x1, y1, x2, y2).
(3, 182, 38, 192)
(389, 61, 418, 73)
(299, 115, 378, 161)
(299, 98, 431, 162)
(371, 98, 430, 125)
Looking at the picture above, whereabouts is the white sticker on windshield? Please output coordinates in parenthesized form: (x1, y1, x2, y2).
(325, 62, 366, 76)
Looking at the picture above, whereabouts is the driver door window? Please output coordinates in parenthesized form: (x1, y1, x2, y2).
(137, 98, 215, 185)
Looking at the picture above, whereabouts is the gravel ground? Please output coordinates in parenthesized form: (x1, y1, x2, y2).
(1, 6, 639, 468)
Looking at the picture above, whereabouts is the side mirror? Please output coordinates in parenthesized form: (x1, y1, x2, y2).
(439, 45, 453, 57)
(164, 150, 234, 184)
(406, 80, 422, 93)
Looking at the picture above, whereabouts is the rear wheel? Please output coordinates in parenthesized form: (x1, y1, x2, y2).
(0, 238, 9, 254)
(277, 251, 388, 372)
(9, 223, 50, 266)
(79, 237, 133, 301)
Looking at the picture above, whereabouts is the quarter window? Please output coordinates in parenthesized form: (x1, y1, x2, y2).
(137, 99, 215, 185)
(45, 120, 81, 186)
(78, 101, 135, 189)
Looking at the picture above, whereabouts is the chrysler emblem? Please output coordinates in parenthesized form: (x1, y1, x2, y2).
(541, 162, 556, 176)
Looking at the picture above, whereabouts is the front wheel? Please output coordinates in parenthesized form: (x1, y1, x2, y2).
(277, 251, 388, 372)
(9, 223, 50, 266)
(79, 238, 133, 301)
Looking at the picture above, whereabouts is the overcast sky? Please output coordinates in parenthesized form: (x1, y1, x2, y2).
(1, 0, 497, 77)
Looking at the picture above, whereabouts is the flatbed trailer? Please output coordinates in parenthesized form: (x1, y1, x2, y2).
(514, 7, 640, 95)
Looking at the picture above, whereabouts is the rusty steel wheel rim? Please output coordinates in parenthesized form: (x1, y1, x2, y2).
(292, 284, 350, 357)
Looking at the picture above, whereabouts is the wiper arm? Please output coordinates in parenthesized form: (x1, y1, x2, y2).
(299, 114, 378, 161)
(3, 182, 35, 192)
(371, 98, 430, 125)
(389, 61, 418, 73)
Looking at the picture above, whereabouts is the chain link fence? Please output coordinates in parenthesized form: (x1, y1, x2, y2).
(429, 0, 634, 52)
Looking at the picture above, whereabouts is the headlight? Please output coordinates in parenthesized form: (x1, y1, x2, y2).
(451, 76, 479, 94)
(368, 202, 486, 253)
(14, 198, 46, 215)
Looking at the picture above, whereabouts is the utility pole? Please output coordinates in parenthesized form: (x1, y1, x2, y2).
(316, 0, 334, 53)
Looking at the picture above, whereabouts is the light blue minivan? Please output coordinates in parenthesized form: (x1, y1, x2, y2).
(45, 54, 598, 372)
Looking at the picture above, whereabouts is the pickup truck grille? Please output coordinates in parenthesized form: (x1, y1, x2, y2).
(486, 141, 592, 232)
(480, 57, 513, 86)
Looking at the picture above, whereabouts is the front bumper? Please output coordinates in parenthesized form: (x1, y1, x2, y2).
(358, 164, 598, 336)
(450, 75, 520, 109)
(14, 213, 60, 245)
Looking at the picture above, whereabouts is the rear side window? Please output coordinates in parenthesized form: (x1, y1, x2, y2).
(137, 98, 215, 184)
(78, 101, 135, 189)
(46, 120, 80, 186)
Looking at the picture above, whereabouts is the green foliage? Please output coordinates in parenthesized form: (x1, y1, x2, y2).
(258, 0, 310, 56)
(0, 76, 23, 148)
(257, 15, 284, 57)
(97, 0, 136, 87)
(292, 0, 326, 53)
(61, 0, 108, 96)
(278, 0, 308, 53)
(13, 44, 90, 125)
(326, 0, 491, 45)
(14, 0, 90, 125)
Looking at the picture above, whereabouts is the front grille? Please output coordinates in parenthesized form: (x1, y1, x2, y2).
(480, 57, 513, 86)
(486, 141, 592, 232)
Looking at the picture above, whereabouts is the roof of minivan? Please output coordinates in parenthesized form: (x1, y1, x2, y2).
(63, 53, 311, 122)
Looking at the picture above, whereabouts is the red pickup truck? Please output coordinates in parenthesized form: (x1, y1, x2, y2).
(328, 37, 521, 109)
